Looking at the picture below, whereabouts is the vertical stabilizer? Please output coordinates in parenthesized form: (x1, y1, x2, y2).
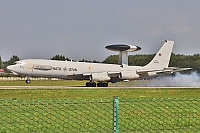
(144, 40, 174, 69)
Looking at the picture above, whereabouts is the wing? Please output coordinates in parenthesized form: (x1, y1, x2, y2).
(63, 71, 120, 82)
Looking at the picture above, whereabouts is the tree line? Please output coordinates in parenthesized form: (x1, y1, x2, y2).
(0, 55, 20, 72)
(1, 53, 200, 73)
(51, 54, 100, 63)
(103, 53, 200, 73)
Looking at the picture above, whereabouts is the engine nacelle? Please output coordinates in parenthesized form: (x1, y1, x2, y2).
(92, 73, 111, 82)
(120, 72, 140, 80)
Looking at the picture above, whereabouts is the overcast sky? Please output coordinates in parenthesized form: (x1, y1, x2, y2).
(0, 0, 200, 61)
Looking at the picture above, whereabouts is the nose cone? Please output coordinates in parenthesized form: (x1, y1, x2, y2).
(7, 65, 12, 71)
(7, 65, 16, 72)
(7, 65, 19, 75)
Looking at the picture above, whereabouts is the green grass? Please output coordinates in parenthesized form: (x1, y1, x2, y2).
(0, 88, 199, 100)
(0, 80, 199, 99)
(119, 98, 199, 132)
(0, 80, 199, 132)
(0, 80, 87, 86)
(0, 79, 151, 86)
(0, 97, 199, 132)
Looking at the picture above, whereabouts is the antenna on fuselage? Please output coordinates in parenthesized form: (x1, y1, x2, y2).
(105, 44, 141, 65)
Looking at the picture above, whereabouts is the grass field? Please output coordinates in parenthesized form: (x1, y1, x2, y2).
(0, 80, 199, 99)
(0, 79, 152, 86)
(0, 88, 200, 100)
(0, 80, 199, 132)
(1, 97, 198, 132)
(0, 80, 87, 86)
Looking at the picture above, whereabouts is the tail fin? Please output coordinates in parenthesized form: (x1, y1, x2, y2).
(144, 40, 174, 69)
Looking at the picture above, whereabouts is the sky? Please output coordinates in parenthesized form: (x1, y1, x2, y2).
(0, 0, 200, 61)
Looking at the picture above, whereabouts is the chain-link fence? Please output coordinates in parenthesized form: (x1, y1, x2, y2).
(0, 97, 199, 132)
(120, 98, 199, 132)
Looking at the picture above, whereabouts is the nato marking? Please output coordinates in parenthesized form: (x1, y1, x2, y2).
(53, 67, 61, 71)
(69, 68, 77, 71)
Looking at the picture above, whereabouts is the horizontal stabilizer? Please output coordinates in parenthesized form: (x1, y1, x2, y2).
(137, 67, 192, 75)
(165, 67, 192, 72)
(136, 68, 163, 74)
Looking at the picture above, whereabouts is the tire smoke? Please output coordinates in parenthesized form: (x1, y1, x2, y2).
(148, 72, 200, 87)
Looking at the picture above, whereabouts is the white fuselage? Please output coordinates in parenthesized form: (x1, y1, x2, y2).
(7, 59, 146, 81)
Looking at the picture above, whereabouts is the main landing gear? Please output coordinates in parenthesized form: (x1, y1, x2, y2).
(97, 82, 108, 87)
(86, 82, 96, 87)
(86, 82, 108, 87)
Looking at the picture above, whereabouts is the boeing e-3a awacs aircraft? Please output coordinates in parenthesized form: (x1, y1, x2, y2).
(7, 40, 191, 87)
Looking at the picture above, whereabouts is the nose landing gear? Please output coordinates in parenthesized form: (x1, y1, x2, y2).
(25, 76, 31, 84)
(26, 79, 31, 84)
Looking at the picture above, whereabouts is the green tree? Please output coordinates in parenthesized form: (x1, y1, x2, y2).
(102, 53, 200, 73)
(102, 55, 118, 64)
(79, 59, 91, 62)
(7, 55, 20, 65)
(128, 54, 154, 66)
(92, 60, 99, 63)
(3, 55, 20, 72)
(0, 56, 3, 68)
(195, 60, 200, 72)
(51, 55, 70, 61)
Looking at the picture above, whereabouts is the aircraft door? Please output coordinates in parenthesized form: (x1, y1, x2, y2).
(28, 60, 33, 72)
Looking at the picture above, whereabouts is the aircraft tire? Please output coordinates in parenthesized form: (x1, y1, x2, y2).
(86, 82, 91, 87)
(86, 82, 96, 87)
(91, 82, 96, 87)
(26, 79, 31, 84)
(97, 82, 103, 87)
(102, 82, 108, 87)
(97, 82, 108, 87)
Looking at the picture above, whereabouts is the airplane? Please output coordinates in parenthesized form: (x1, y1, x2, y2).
(7, 40, 191, 87)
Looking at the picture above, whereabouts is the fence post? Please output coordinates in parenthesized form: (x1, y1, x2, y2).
(113, 96, 119, 133)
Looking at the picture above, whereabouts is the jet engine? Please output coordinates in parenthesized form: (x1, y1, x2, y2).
(91, 73, 111, 82)
(120, 72, 140, 80)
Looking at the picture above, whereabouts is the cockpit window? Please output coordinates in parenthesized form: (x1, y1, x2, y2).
(12, 62, 18, 65)
(12, 61, 26, 65)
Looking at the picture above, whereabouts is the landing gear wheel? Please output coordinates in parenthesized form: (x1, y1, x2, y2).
(102, 82, 108, 87)
(26, 79, 31, 84)
(91, 82, 96, 87)
(86, 82, 96, 87)
(97, 82, 103, 87)
(86, 82, 90, 87)
(97, 82, 108, 87)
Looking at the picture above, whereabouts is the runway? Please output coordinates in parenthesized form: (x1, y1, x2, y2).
(0, 86, 199, 89)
